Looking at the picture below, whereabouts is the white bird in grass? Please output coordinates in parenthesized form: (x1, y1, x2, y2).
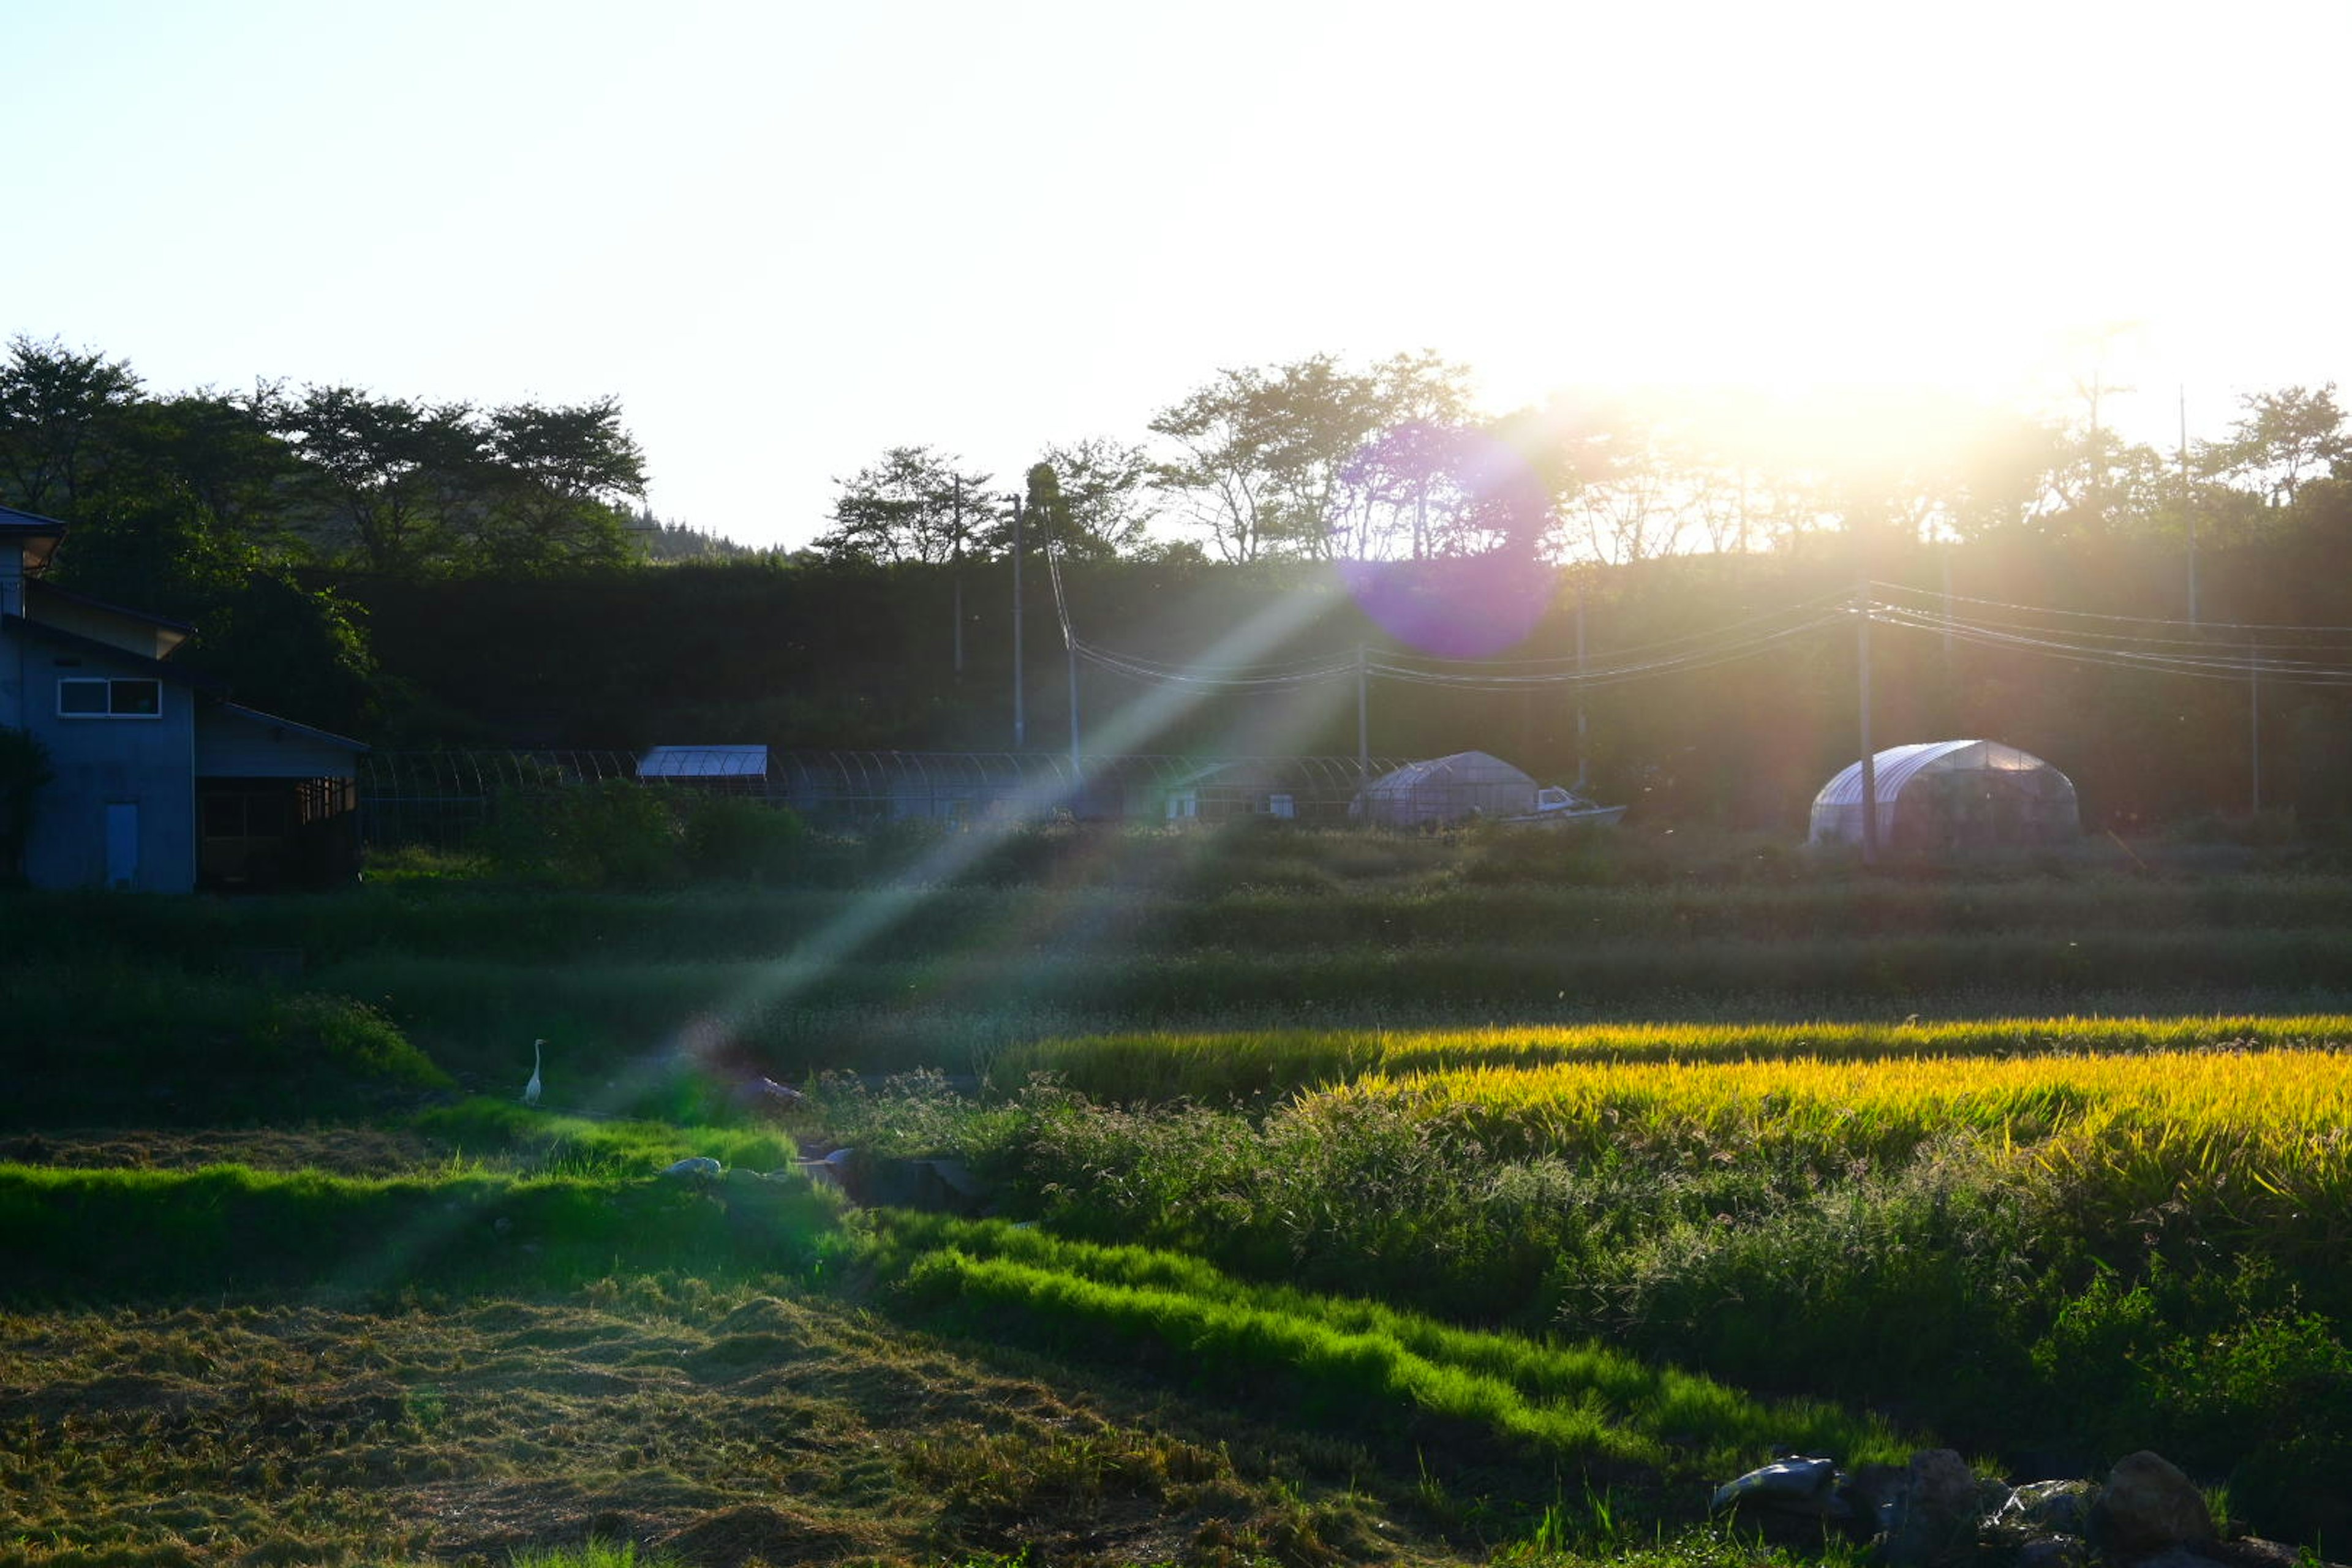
(522, 1039, 544, 1107)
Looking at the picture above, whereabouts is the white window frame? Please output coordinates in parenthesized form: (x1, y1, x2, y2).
(57, 677, 164, 719)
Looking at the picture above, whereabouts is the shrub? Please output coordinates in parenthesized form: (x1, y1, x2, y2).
(478, 779, 683, 888)
(680, 796, 808, 883)
(254, 993, 451, 1090)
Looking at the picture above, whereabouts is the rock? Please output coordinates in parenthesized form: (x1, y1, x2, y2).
(1841, 1461, 1909, 1534)
(1999, 1480, 2100, 1537)
(2136, 1547, 2226, 1568)
(2016, 1534, 2091, 1568)
(1711, 1455, 1844, 1517)
(1883, 1449, 1983, 1568)
(2089, 1451, 2216, 1559)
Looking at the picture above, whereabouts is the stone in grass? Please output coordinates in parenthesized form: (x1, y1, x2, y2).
(2015, 1534, 2092, 1568)
(1709, 1455, 1847, 1518)
(1997, 1480, 2100, 1538)
(2087, 1451, 2216, 1561)
(1881, 1449, 1983, 1568)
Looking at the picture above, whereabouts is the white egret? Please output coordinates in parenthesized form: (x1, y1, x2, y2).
(523, 1039, 544, 1107)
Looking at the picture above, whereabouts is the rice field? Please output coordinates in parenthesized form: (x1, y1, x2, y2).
(995, 1013, 2352, 1102)
(10, 845, 2352, 1556)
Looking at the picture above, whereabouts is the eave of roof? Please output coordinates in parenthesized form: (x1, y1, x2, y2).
(212, 699, 369, 753)
(0, 503, 70, 534)
(2, 613, 226, 691)
(26, 577, 198, 636)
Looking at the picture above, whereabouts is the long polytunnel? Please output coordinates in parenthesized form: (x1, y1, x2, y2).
(356, 750, 1414, 850)
(1809, 740, 2079, 851)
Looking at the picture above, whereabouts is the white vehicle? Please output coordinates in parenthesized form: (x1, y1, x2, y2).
(1501, 785, 1627, 828)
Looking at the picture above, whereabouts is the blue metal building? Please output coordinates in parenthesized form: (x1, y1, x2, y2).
(1, 505, 366, 891)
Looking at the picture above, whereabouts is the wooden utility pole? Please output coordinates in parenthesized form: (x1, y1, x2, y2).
(951, 478, 965, 680)
(2180, 388, 2199, 625)
(1066, 559, 1080, 778)
(1355, 644, 1370, 785)
(1574, 578, 1589, 790)
(2250, 643, 2263, 815)
(1010, 496, 1025, 748)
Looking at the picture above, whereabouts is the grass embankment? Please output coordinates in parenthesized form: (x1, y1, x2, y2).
(0, 1160, 839, 1300)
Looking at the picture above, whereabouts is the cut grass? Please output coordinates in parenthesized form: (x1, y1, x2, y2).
(0, 1288, 1407, 1568)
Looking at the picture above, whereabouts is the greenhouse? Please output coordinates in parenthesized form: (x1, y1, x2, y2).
(1352, 750, 1540, 828)
(1808, 739, 2080, 851)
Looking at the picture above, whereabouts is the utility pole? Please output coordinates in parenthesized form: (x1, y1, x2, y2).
(1355, 643, 1370, 786)
(1065, 551, 1080, 778)
(1857, 585, 1879, 866)
(2250, 643, 2262, 815)
(2180, 387, 2199, 625)
(951, 478, 965, 679)
(1939, 549, 1954, 673)
(1574, 578, 1589, 790)
(1009, 495, 1025, 748)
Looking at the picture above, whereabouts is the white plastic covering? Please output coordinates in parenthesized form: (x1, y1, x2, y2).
(637, 745, 769, 779)
(1352, 750, 1539, 827)
(1809, 740, 2079, 850)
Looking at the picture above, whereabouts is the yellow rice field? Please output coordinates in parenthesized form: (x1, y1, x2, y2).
(1001, 1013, 2352, 1105)
(1308, 1046, 2352, 1259)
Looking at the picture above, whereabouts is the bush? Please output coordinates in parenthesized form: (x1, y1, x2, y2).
(680, 797, 808, 883)
(478, 779, 683, 888)
(254, 993, 451, 1090)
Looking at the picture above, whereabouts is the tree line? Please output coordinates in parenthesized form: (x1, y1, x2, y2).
(7, 331, 2350, 835)
(0, 334, 655, 731)
(819, 349, 2351, 570)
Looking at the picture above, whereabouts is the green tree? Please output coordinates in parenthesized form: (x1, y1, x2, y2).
(2198, 383, 2349, 506)
(0, 726, 53, 881)
(0, 335, 141, 516)
(1332, 351, 1484, 560)
(814, 445, 997, 565)
(282, 384, 480, 574)
(1149, 355, 1378, 562)
(458, 398, 647, 573)
(1035, 437, 1155, 560)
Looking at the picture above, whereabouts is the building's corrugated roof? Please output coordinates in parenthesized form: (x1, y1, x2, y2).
(639, 744, 769, 778)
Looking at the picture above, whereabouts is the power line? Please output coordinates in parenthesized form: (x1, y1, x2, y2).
(1868, 578, 2352, 638)
(1868, 603, 2352, 686)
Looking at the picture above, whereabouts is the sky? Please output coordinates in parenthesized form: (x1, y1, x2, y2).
(10, 0, 2350, 552)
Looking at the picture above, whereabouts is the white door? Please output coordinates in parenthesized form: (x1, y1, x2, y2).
(105, 802, 140, 889)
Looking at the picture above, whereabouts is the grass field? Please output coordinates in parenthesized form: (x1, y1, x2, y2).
(6, 825, 2351, 1563)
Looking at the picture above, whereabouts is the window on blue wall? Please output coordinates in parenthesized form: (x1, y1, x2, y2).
(58, 677, 163, 717)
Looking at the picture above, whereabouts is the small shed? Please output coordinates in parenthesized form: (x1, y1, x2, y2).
(1352, 750, 1539, 827)
(195, 702, 367, 890)
(1808, 740, 2079, 851)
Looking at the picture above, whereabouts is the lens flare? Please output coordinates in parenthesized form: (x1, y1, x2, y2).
(1337, 425, 1553, 657)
